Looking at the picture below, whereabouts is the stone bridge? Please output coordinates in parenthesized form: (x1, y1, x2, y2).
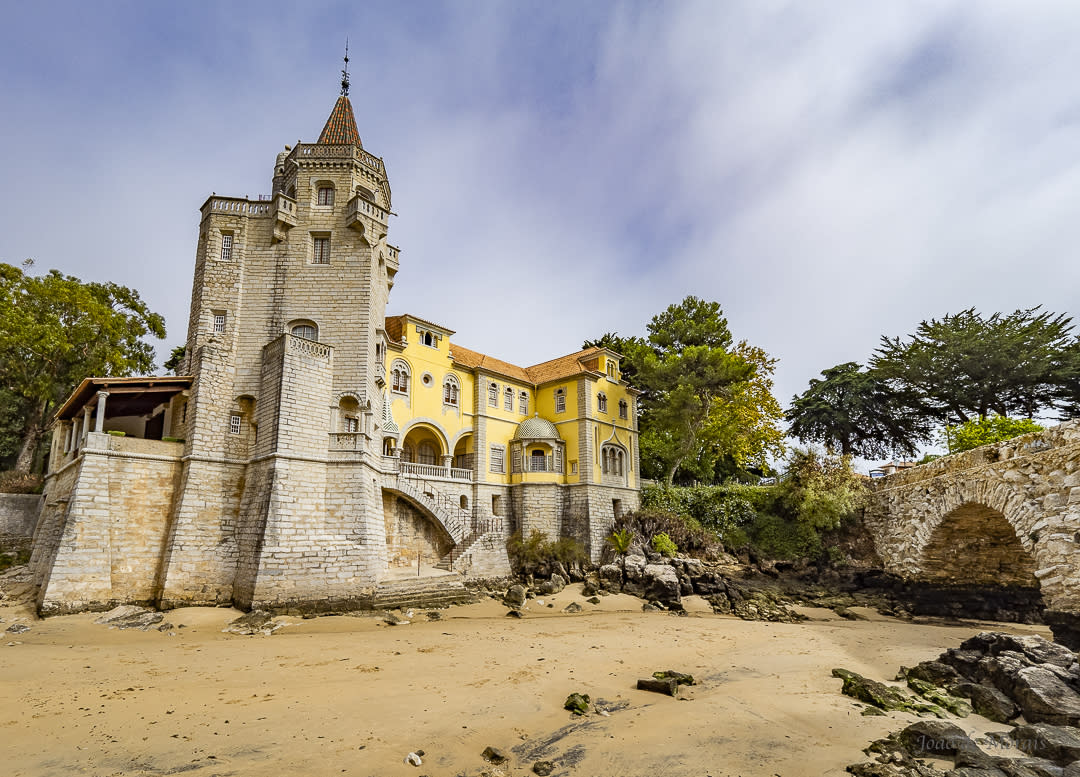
(865, 419, 1080, 615)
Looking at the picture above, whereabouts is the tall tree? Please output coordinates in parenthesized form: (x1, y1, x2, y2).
(630, 297, 756, 486)
(0, 263, 166, 473)
(872, 307, 1074, 423)
(786, 362, 931, 458)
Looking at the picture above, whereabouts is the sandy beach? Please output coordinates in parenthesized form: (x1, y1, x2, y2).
(0, 582, 1048, 777)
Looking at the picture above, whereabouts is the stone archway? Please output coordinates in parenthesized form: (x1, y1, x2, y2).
(917, 502, 1039, 588)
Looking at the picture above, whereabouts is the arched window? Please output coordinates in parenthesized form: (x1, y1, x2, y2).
(597, 392, 608, 413)
(488, 382, 498, 407)
(401, 443, 414, 462)
(315, 182, 335, 206)
(290, 320, 318, 341)
(601, 444, 626, 478)
(619, 399, 628, 419)
(417, 441, 437, 465)
(443, 375, 460, 407)
(555, 388, 566, 413)
(422, 331, 435, 347)
(530, 449, 547, 472)
(390, 360, 410, 394)
(519, 391, 528, 415)
(504, 387, 514, 411)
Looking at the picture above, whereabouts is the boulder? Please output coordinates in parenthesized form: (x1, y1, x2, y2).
(561, 602, 582, 614)
(1009, 723, 1080, 765)
(897, 720, 978, 758)
(963, 633, 1076, 669)
(225, 610, 283, 635)
(537, 574, 566, 595)
(482, 746, 508, 764)
(564, 693, 590, 715)
(598, 564, 623, 593)
(643, 564, 681, 608)
(906, 661, 963, 687)
(533, 761, 554, 776)
(950, 682, 1018, 723)
(1011, 666, 1080, 726)
(504, 585, 527, 607)
(637, 677, 680, 697)
(623, 554, 647, 582)
(906, 676, 972, 717)
(652, 670, 695, 686)
(941, 648, 989, 681)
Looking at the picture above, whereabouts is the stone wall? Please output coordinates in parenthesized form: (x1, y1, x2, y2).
(383, 493, 452, 568)
(0, 494, 42, 551)
(866, 419, 1080, 610)
(33, 434, 184, 614)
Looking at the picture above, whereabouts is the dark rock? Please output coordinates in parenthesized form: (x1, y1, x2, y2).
(950, 682, 1019, 723)
(897, 720, 977, 758)
(942, 649, 989, 681)
(5, 623, 29, 634)
(643, 564, 681, 608)
(637, 677, 679, 697)
(506, 609, 525, 618)
(832, 668, 947, 717)
(677, 571, 693, 596)
(561, 602, 582, 614)
(581, 578, 600, 597)
(504, 585, 527, 607)
(482, 746, 508, 764)
(907, 661, 964, 687)
(383, 612, 411, 626)
(533, 761, 554, 776)
(586, 597, 601, 605)
(642, 602, 662, 612)
(623, 554, 646, 582)
(425, 611, 442, 621)
(705, 592, 732, 615)
(598, 564, 623, 593)
(993, 759, 1066, 777)
(1011, 667, 1080, 726)
(963, 633, 1076, 668)
(537, 574, 567, 596)
(652, 670, 695, 686)
(1044, 611, 1080, 653)
(564, 693, 590, 715)
(1010, 723, 1080, 765)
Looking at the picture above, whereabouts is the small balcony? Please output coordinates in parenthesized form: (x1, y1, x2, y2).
(345, 194, 389, 232)
(399, 461, 474, 482)
(271, 193, 298, 243)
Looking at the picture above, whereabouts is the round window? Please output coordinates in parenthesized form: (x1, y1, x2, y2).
(421, 372, 433, 387)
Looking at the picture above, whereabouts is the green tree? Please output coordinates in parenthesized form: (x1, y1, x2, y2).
(786, 362, 931, 458)
(941, 415, 1044, 454)
(634, 297, 755, 486)
(872, 307, 1074, 423)
(163, 345, 187, 376)
(0, 263, 166, 473)
(777, 448, 868, 531)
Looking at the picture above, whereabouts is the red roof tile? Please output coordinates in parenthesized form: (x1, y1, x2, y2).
(318, 96, 362, 146)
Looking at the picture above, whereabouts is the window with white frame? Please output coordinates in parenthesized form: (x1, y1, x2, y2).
(488, 382, 498, 407)
(619, 399, 628, 419)
(601, 444, 626, 476)
(317, 186, 335, 206)
(343, 416, 359, 433)
(597, 392, 608, 413)
(213, 311, 226, 334)
(421, 331, 436, 348)
(490, 445, 505, 474)
(519, 391, 528, 415)
(555, 388, 566, 413)
(443, 375, 459, 406)
(606, 360, 615, 378)
(229, 414, 242, 435)
(391, 360, 410, 394)
(504, 387, 513, 411)
(312, 235, 331, 264)
(221, 233, 233, 261)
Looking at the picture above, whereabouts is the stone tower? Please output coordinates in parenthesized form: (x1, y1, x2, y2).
(157, 77, 399, 611)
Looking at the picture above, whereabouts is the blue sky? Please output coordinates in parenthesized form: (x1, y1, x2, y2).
(3, 1, 1080, 456)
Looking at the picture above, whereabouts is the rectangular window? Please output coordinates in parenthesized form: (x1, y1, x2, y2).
(555, 389, 565, 413)
(554, 448, 563, 472)
(488, 383, 498, 408)
(619, 400, 628, 419)
(607, 360, 615, 378)
(570, 460, 578, 475)
(504, 389, 513, 411)
(519, 391, 528, 415)
(213, 312, 226, 333)
(490, 445, 505, 474)
(221, 233, 233, 261)
(313, 236, 331, 264)
(344, 417, 359, 433)
(229, 414, 242, 435)
(317, 187, 334, 206)
(511, 448, 521, 474)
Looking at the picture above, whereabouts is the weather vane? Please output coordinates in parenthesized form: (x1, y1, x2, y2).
(341, 39, 350, 96)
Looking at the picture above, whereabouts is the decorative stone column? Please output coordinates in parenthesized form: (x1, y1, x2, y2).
(81, 406, 92, 445)
(442, 454, 453, 478)
(94, 390, 109, 433)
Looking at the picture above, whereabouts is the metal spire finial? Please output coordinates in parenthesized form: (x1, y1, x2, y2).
(340, 39, 351, 96)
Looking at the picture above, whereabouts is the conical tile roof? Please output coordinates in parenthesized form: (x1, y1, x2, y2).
(318, 95, 362, 146)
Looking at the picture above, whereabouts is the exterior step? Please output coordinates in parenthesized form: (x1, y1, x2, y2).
(373, 575, 474, 610)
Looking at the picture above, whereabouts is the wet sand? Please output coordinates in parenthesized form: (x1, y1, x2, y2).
(0, 583, 1047, 777)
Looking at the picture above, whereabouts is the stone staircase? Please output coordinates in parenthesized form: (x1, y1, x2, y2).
(435, 517, 505, 573)
(372, 573, 475, 610)
(384, 475, 468, 544)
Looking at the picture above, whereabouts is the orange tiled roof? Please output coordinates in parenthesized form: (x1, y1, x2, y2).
(318, 96, 362, 146)
(450, 344, 531, 383)
(525, 347, 606, 384)
(383, 315, 404, 344)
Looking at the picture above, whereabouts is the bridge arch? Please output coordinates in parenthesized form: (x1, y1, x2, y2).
(917, 501, 1039, 588)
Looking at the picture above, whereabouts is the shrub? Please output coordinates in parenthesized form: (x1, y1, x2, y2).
(750, 513, 823, 561)
(651, 532, 678, 558)
(641, 483, 773, 544)
(0, 471, 43, 494)
(776, 449, 868, 531)
(506, 530, 587, 577)
(612, 508, 721, 558)
(607, 528, 634, 556)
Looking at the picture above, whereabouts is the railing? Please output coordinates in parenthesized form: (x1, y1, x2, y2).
(330, 432, 364, 450)
(293, 143, 385, 175)
(288, 334, 331, 360)
(208, 197, 271, 216)
(399, 461, 474, 482)
(382, 455, 400, 472)
(472, 516, 503, 535)
(346, 194, 388, 224)
(392, 476, 468, 542)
